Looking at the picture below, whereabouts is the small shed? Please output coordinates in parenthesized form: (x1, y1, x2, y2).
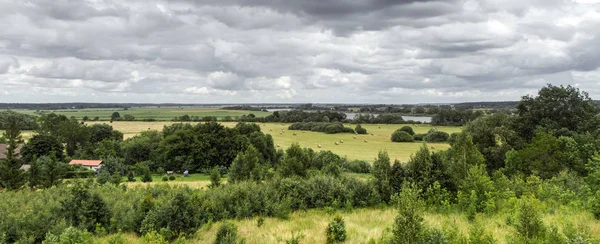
(69, 160, 103, 171)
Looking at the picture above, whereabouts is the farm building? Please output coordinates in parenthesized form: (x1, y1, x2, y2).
(0, 144, 23, 159)
(69, 160, 103, 171)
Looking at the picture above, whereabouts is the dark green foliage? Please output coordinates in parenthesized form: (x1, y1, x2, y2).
(0, 111, 38, 130)
(257, 217, 264, 227)
(372, 151, 392, 203)
(141, 193, 201, 240)
(169, 175, 175, 181)
(210, 167, 222, 188)
(235, 122, 261, 135)
(278, 143, 309, 178)
(325, 216, 346, 243)
(111, 112, 121, 121)
(432, 108, 484, 126)
(229, 145, 263, 183)
(162, 176, 168, 181)
(398, 126, 415, 135)
(61, 184, 111, 232)
(458, 164, 495, 215)
(413, 133, 427, 141)
(0, 112, 26, 190)
(468, 224, 496, 244)
(516, 84, 599, 140)
(127, 171, 136, 182)
(141, 168, 153, 182)
(593, 190, 600, 219)
(355, 124, 367, 134)
(446, 132, 485, 188)
(424, 130, 449, 142)
(391, 130, 414, 142)
(20, 135, 65, 163)
(214, 222, 238, 244)
(28, 155, 67, 189)
(121, 130, 161, 165)
(342, 160, 371, 173)
(288, 122, 355, 134)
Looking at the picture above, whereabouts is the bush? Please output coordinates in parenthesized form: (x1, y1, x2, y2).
(342, 160, 371, 174)
(142, 171, 153, 183)
(391, 131, 414, 142)
(424, 131, 449, 142)
(448, 132, 460, 146)
(214, 222, 238, 244)
(58, 227, 93, 244)
(413, 133, 426, 141)
(516, 197, 545, 240)
(355, 125, 367, 134)
(257, 217, 264, 228)
(398, 126, 415, 135)
(325, 216, 347, 243)
(161, 176, 168, 182)
(210, 167, 222, 188)
(168, 175, 175, 181)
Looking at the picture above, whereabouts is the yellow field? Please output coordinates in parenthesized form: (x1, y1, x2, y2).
(85, 121, 462, 162)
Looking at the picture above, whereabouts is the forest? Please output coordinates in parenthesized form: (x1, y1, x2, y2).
(1, 84, 600, 243)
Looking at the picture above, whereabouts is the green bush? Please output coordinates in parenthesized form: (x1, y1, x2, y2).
(516, 197, 546, 240)
(58, 227, 93, 244)
(325, 216, 347, 243)
(342, 160, 371, 173)
(424, 131, 449, 142)
(168, 175, 176, 181)
(288, 122, 355, 134)
(214, 222, 238, 244)
(413, 133, 427, 141)
(355, 125, 368, 134)
(391, 131, 414, 142)
(141, 171, 153, 183)
(398, 126, 415, 135)
(161, 176, 168, 182)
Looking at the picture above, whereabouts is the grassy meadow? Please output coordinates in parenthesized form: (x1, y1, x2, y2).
(85, 121, 461, 162)
(12, 106, 271, 121)
(94, 207, 600, 244)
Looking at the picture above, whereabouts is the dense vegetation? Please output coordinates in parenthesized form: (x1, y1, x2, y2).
(2, 84, 600, 243)
(288, 122, 355, 134)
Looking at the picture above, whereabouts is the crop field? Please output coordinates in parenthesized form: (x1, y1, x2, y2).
(11, 107, 271, 121)
(85, 121, 461, 162)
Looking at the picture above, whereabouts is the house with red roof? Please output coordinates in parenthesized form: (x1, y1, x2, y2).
(69, 160, 103, 171)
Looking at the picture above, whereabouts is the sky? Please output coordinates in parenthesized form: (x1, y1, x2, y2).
(1, 0, 600, 104)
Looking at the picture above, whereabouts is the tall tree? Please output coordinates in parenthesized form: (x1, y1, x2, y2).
(0, 112, 26, 190)
(372, 151, 392, 203)
(446, 132, 485, 188)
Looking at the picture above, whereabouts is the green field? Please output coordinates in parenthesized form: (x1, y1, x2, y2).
(10, 106, 271, 121)
(86, 121, 461, 162)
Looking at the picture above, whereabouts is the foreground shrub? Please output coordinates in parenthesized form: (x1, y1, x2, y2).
(391, 130, 414, 142)
(391, 183, 424, 243)
(325, 216, 347, 243)
(355, 125, 367, 134)
(214, 222, 238, 244)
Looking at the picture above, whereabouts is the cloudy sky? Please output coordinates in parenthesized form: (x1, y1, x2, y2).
(1, 0, 600, 104)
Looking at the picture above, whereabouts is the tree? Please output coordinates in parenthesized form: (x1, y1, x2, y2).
(458, 164, 495, 214)
(325, 216, 347, 243)
(0, 112, 26, 190)
(446, 132, 485, 188)
(228, 145, 262, 183)
(404, 144, 433, 192)
(516, 84, 599, 139)
(209, 167, 221, 188)
(278, 143, 308, 177)
(82, 116, 89, 121)
(372, 151, 392, 202)
(123, 114, 135, 121)
(505, 132, 571, 179)
(111, 112, 121, 121)
(28, 155, 67, 189)
(392, 183, 424, 243)
(20, 135, 65, 163)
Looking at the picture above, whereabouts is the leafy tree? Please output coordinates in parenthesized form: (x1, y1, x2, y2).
(111, 112, 121, 121)
(391, 183, 424, 244)
(446, 132, 485, 188)
(214, 222, 238, 244)
(20, 135, 65, 163)
(123, 114, 135, 121)
(229, 145, 262, 183)
(404, 144, 433, 192)
(424, 130, 449, 142)
(209, 167, 221, 188)
(516, 84, 599, 139)
(515, 197, 546, 240)
(28, 155, 67, 189)
(505, 132, 572, 179)
(372, 151, 392, 202)
(141, 193, 201, 239)
(0, 112, 25, 190)
(61, 183, 111, 231)
(121, 130, 161, 165)
(586, 153, 600, 193)
(82, 115, 89, 121)
(391, 130, 414, 142)
(278, 143, 308, 177)
(458, 164, 495, 214)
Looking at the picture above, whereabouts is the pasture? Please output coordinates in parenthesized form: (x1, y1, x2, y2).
(85, 121, 461, 162)
(11, 106, 271, 121)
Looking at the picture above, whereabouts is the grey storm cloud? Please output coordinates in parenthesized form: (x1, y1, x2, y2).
(0, 0, 600, 103)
